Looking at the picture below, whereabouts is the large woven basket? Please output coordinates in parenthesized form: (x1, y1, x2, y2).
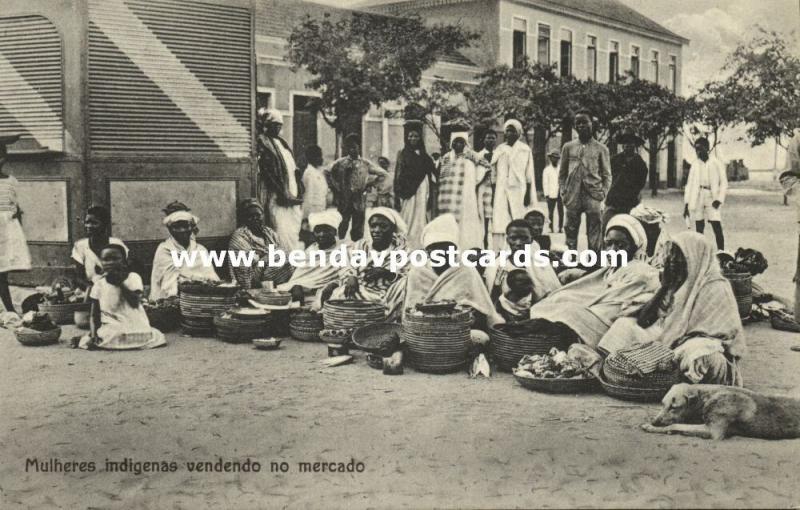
(402, 307, 472, 374)
(489, 323, 572, 372)
(39, 302, 89, 325)
(145, 306, 180, 333)
(288, 308, 324, 342)
(322, 300, 386, 330)
(15, 327, 61, 346)
(213, 312, 272, 343)
(602, 357, 681, 388)
(179, 291, 238, 336)
(352, 323, 402, 355)
(724, 272, 752, 319)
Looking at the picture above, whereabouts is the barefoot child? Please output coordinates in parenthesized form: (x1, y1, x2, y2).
(81, 244, 166, 350)
(0, 134, 31, 313)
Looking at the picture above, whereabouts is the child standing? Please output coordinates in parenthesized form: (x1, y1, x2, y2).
(541, 150, 563, 233)
(82, 244, 166, 350)
(0, 134, 31, 313)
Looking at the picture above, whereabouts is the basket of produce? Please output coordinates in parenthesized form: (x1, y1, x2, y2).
(143, 296, 180, 332)
(489, 320, 574, 372)
(213, 310, 272, 344)
(14, 312, 61, 346)
(402, 306, 473, 374)
(319, 328, 353, 346)
(36, 282, 89, 325)
(249, 289, 292, 307)
(512, 347, 600, 394)
(352, 323, 402, 355)
(322, 300, 386, 330)
(722, 271, 752, 319)
(179, 280, 239, 335)
(288, 307, 324, 342)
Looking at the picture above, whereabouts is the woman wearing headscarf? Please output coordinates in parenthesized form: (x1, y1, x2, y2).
(228, 199, 294, 289)
(277, 209, 345, 309)
(149, 206, 220, 300)
(329, 207, 409, 302)
(630, 204, 670, 270)
(528, 214, 660, 348)
(437, 131, 490, 251)
(394, 120, 437, 250)
(598, 232, 746, 386)
(383, 214, 503, 329)
(491, 119, 537, 250)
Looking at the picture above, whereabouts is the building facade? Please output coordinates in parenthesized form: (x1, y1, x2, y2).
(366, 0, 688, 186)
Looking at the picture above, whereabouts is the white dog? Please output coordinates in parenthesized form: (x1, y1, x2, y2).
(641, 383, 800, 440)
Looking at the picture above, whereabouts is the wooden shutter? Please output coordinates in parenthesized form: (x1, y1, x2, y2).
(0, 15, 64, 152)
(88, 0, 252, 157)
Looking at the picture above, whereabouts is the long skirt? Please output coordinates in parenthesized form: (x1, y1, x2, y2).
(0, 211, 31, 272)
(268, 197, 303, 252)
(400, 178, 429, 251)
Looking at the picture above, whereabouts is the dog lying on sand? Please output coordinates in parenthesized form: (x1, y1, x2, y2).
(641, 383, 800, 440)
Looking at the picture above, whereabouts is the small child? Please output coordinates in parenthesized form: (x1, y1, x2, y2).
(497, 269, 534, 323)
(81, 244, 165, 350)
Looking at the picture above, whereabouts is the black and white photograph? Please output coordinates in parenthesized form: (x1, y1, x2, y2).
(1, 0, 799, 507)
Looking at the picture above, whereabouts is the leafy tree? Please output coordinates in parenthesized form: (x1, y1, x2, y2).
(286, 12, 478, 154)
(399, 81, 467, 152)
(684, 80, 741, 150)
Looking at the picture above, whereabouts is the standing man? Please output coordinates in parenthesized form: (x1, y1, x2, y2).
(602, 130, 648, 230)
(780, 131, 800, 324)
(329, 134, 389, 241)
(683, 137, 727, 250)
(492, 119, 537, 250)
(541, 149, 563, 233)
(256, 108, 304, 251)
(559, 111, 611, 253)
(477, 130, 498, 248)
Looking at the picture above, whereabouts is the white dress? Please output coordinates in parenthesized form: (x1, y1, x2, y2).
(0, 175, 32, 272)
(268, 141, 303, 251)
(82, 272, 166, 350)
(71, 237, 128, 284)
(400, 176, 429, 251)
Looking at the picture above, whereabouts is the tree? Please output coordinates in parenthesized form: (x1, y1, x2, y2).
(685, 80, 741, 150)
(286, 12, 478, 155)
(615, 78, 687, 196)
(399, 81, 467, 152)
(721, 29, 800, 148)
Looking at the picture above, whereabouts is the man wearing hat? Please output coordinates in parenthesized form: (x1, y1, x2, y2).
(541, 149, 563, 233)
(256, 108, 304, 251)
(602, 129, 648, 231)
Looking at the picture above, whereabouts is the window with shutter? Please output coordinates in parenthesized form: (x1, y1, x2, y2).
(0, 15, 64, 153)
(87, 0, 252, 158)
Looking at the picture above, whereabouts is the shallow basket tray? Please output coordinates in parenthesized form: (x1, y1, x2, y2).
(39, 302, 90, 325)
(289, 324, 322, 342)
(15, 327, 61, 346)
(352, 323, 402, 354)
(597, 373, 673, 403)
(513, 370, 600, 394)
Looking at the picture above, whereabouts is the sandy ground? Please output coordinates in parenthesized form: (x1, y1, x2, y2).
(1, 186, 799, 509)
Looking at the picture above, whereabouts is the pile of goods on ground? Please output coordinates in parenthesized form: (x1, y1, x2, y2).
(512, 345, 601, 393)
(15, 312, 61, 346)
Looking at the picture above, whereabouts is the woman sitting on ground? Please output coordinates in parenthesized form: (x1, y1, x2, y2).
(80, 244, 166, 350)
(384, 213, 503, 330)
(528, 214, 660, 348)
(630, 204, 670, 270)
(328, 207, 409, 302)
(277, 209, 346, 309)
(72, 206, 128, 291)
(149, 206, 220, 300)
(228, 199, 293, 289)
(598, 231, 746, 385)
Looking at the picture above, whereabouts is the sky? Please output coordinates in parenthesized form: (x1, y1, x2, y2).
(317, 0, 800, 168)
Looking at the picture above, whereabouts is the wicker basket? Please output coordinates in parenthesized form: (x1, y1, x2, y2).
(489, 323, 572, 372)
(145, 306, 180, 333)
(250, 290, 292, 307)
(352, 323, 402, 355)
(289, 308, 324, 342)
(513, 371, 600, 394)
(213, 313, 272, 343)
(179, 290, 238, 336)
(724, 272, 752, 319)
(402, 307, 472, 374)
(597, 372, 674, 403)
(38, 302, 89, 325)
(322, 300, 386, 330)
(602, 358, 681, 388)
(319, 328, 353, 346)
(15, 327, 61, 346)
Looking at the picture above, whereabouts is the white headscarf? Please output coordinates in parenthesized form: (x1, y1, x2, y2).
(367, 207, 407, 235)
(605, 213, 648, 259)
(308, 209, 342, 230)
(163, 210, 198, 227)
(450, 131, 470, 145)
(630, 204, 668, 225)
(503, 119, 523, 136)
(261, 108, 283, 125)
(422, 214, 459, 248)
